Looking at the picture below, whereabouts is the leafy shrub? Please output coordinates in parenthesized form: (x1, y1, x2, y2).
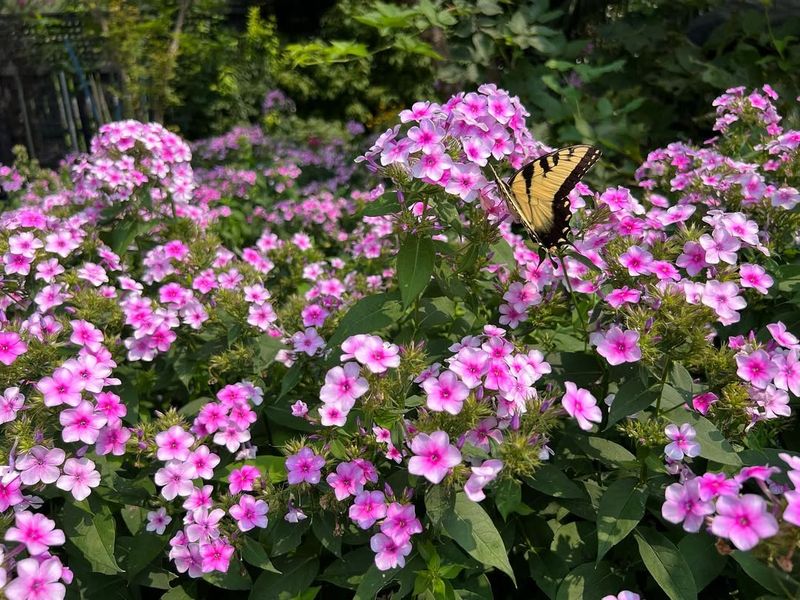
(1, 84, 800, 600)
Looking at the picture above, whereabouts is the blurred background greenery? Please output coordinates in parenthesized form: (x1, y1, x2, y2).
(2, 0, 800, 176)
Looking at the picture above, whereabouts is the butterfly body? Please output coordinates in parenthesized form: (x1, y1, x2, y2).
(501, 144, 601, 249)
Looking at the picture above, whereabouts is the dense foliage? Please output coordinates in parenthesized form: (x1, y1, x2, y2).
(1, 83, 800, 599)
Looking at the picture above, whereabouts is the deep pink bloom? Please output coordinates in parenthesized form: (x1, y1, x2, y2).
(5, 511, 66, 555)
(4, 557, 66, 600)
(423, 370, 469, 415)
(618, 245, 653, 276)
(591, 326, 642, 366)
(186, 508, 225, 543)
(326, 462, 365, 501)
(661, 479, 713, 532)
(664, 423, 701, 461)
(0, 331, 27, 366)
(349, 490, 387, 529)
(692, 392, 718, 415)
(200, 538, 234, 573)
(186, 446, 220, 480)
(735, 350, 778, 389)
(285, 447, 325, 485)
(696, 472, 740, 501)
(407, 431, 462, 484)
(740, 264, 774, 294)
(228, 465, 260, 494)
(449, 347, 490, 389)
(37, 367, 84, 407)
(370, 532, 412, 571)
(561, 382, 602, 431)
(0, 386, 24, 424)
(155, 425, 195, 462)
(95, 424, 132, 456)
(710, 494, 779, 550)
(69, 320, 104, 352)
(605, 287, 641, 309)
(230, 494, 269, 531)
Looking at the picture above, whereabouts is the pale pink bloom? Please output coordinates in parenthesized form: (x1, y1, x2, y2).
(8, 232, 43, 257)
(285, 447, 325, 485)
(408, 431, 461, 484)
(664, 423, 701, 461)
(498, 302, 528, 328)
(702, 280, 747, 324)
(591, 326, 642, 366)
(146, 507, 172, 534)
(292, 328, 325, 356)
(380, 502, 423, 543)
(155, 425, 195, 462)
(753, 385, 791, 419)
(370, 532, 412, 571)
(661, 479, 713, 532)
(411, 147, 452, 181)
(94, 391, 127, 423)
(4, 557, 66, 600)
(0, 331, 27, 366)
(601, 592, 640, 600)
(783, 491, 800, 526)
(463, 418, 504, 451)
(423, 370, 469, 415)
(228, 465, 260, 494)
(16, 446, 65, 485)
(230, 494, 269, 531)
(34, 258, 64, 282)
(699, 229, 740, 264)
(213, 425, 250, 452)
(561, 381, 602, 431)
(186, 508, 225, 543)
(740, 264, 774, 294)
(183, 485, 214, 511)
(37, 367, 84, 407)
(56, 458, 101, 501)
(34, 283, 68, 312)
(710, 494, 779, 550)
(69, 320, 104, 352)
(95, 424, 131, 456)
(170, 542, 204, 577)
(449, 347, 490, 389)
(59, 400, 107, 444)
(154, 462, 194, 500)
(3, 252, 32, 276)
(676, 241, 707, 276)
(0, 472, 23, 511)
(319, 403, 348, 426)
(319, 363, 368, 411)
(0, 386, 24, 424)
(5, 511, 65, 555)
(464, 459, 503, 502)
(735, 350, 778, 389)
(247, 302, 278, 330)
(735, 465, 780, 484)
(326, 462, 364, 501)
(354, 336, 401, 373)
(767, 322, 799, 349)
(773, 350, 800, 396)
(290, 400, 309, 417)
(349, 490, 387, 529)
(200, 538, 234, 573)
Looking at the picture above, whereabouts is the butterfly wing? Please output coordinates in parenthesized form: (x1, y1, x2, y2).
(507, 145, 601, 248)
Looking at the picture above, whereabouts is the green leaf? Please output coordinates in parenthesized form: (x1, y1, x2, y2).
(249, 555, 319, 600)
(353, 563, 401, 599)
(312, 511, 343, 557)
(677, 533, 726, 591)
(494, 479, 522, 520)
(425, 484, 454, 526)
(596, 478, 647, 561)
(63, 499, 123, 575)
(326, 293, 397, 353)
(574, 436, 636, 467)
(361, 193, 401, 216)
(731, 550, 800, 596)
(555, 561, 623, 600)
(634, 528, 697, 600)
(441, 492, 516, 584)
(606, 377, 657, 428)
(319, 547, 375, 590)
(117, 534, 167, 582)
(666, 411, 742, 466)
(203, 556, 252, 590)
(525, 465, 585, 499)
(242, 537, 280, 573)
(396, 235, 435, 307)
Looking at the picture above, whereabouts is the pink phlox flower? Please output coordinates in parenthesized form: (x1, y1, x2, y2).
(696, 472, 741, 501)
(370, 532, 412, 571)
(423, 369, 469, 415)
(464, 459, 503, 502)
(561, 382, 602, 430)
(37, 367, 84, 407)
(773, 350, 800, 396)
(354, 336, 401, 374)
(380, 502, 423, 543)
(4, 511, 65, 555)
(200, 538, 234, 573)
(664, 423, 701, 461)
(4, 556, 66, 600)
(183, 485, 214, 511)
(145, 506, 172, 535)
(702, 280, 746, 324)
(735, 350, 778, 389)
(59, 400, 107, 445)
(230, 494, 269, 531)
(710, 494, 779, 551)
(154, 461, 194, 500)
(95, 424, 131, 456)
(155, 425, 195, 462)
(735, 465, 780, 484)
(292, 328, 325, 356)
(691, 391, 718, 415)
(448, 347, 490, 389)
(699, 229, 740, 265)
(605, 286, 641, 309)
(326, 462, 365, 501)
(286, 447, 325, 485)
(186, 446, 220, 480)
(186, 507, 225, 543)
(55, 458, 101, 501)
(618, 245, 653, 276)
(661, 478, 714, 532)
(319, 362, 368, 411)
(17, 446, 65, 486)
(591, 326, 642, 366)
(767, 322, 799, 350)
(349, 490, 388, 529)
(676, 241, 708, 276)
(408, 431, 462, 484)
(228, 465, 260, 494)
(0, 332, 27, 366)
(0, 386, 25, 424)
(739, 263, 773, 295)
